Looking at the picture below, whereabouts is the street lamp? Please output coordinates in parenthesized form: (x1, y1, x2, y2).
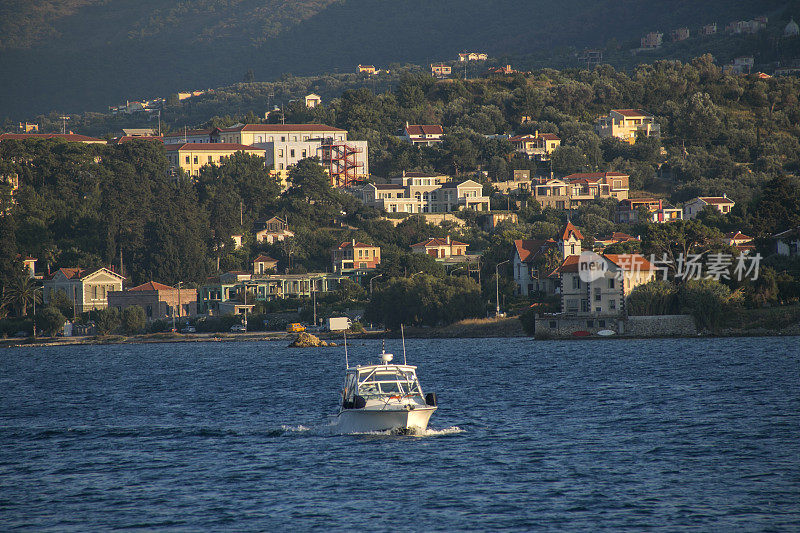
(369, 273, 383, 295)
(32, 286, 42, 339)
(495, 259, 510, 317)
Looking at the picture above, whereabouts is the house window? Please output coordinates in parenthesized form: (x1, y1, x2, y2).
(278, 149, 283, 157)
(572, 276, 579, 290)
(598, 319, 606, 328)
(301, 150, 306, 158)
(587, 320, 594, 328)
(92, 286, 98, 299)
(281, 136, 286, 142)
(566, 299, 579, 313)
(610, 299, 616, 310)
(193, 156, 198, 164)
(279, 163, 284, 170)
(208, 156, 213, 162)
(185, 156, 190, 164)
(581, 299, 589, 312)
(146, 305, 152, 317)
(549, 321, 557, 329)
(290, 149, 295, 158)
(570, 244, 575, 255)
(609, 278, 615, 289)
(595, 288, 602, 301)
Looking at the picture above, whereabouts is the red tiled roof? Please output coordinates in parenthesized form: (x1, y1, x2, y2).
(338, 241, 377, 249)
(562, 221, 584, 241)
(164, 143, 263, 151)
(53, 267, 85, 280)
(163, 129, 213, 137)
(253, 255, 277, 263)
(219, 124, 345, 133)
(130, 281, 175, 291)
(552, 255, 581, 275)
(562, 172, 628, 181)
(514, 239, 556, 263)
(0, 133, 105, 143)
(612, 109, 650, 117)
(604, 254, 654, 271)
(699, 196, 734, 205)
(404, 172, 445, 177)
(725, 231, 752, 241)
(405, 125, 444, 136)
(410, 237, 468, 248)
(607, 232, 639, 242)
(111, 135, 163, 144)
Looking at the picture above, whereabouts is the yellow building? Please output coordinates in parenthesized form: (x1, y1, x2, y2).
(596, 109, 660, 143)
(165, 143, 266, 177)
(509, 131, 561, 160)
(214, 124, 347, 145)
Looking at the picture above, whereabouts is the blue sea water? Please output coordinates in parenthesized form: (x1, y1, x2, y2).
(1, 337, 798, 531)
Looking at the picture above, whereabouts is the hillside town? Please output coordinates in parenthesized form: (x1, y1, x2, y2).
(1, 8, 800, 341)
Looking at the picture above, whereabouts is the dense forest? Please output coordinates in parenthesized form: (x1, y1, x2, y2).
(0, 0, 788, 117)
(2, 55, 800, 331)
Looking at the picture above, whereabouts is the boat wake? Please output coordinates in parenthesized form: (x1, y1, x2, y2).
(346, 425, 464, 437)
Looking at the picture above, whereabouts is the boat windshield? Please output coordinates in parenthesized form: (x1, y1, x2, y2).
(356, 369, 422, 399)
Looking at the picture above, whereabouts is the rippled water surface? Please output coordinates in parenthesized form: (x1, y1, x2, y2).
(1, 337, 799, 531)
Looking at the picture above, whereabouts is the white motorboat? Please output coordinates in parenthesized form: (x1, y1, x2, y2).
(332, 335, 437, 434)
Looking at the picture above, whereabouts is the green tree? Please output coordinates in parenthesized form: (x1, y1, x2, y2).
(334, 279, 366, 302)
(121, 305, 146, 335)
(678, 278, 732, 331)
(35, 306, 66, 336)
(94, 308, 121, 335)
(3, 269, 40, 317)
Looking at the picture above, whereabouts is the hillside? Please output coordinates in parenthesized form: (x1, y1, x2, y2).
(0, 0, 787, 119)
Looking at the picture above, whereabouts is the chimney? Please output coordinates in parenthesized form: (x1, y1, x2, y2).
(535, 130, 539, 137)
(352, 238, 356, 247)
(446, 235, 451, 245)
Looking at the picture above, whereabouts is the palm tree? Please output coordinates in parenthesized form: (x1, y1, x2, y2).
(4, 270, 40, 317)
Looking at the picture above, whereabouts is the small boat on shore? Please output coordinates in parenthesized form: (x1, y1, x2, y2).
(331, 330, 437, 434)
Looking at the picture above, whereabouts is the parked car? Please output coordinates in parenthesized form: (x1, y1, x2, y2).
(287, 323, 306, 333)
(181, 325, 196, 333)
(230, 324, 246, 332)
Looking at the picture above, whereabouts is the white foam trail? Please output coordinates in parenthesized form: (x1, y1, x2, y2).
(345, 426, 464, 437)
(280, 424, 312, 432)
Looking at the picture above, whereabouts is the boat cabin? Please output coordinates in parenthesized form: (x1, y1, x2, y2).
(343, 362, 423, 404)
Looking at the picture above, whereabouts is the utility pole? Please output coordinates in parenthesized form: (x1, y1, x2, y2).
(495, 259, 510, 317)
(177, 281, 182, 330)
(312, 280, 317, 327)
(243, 283, 248, 332)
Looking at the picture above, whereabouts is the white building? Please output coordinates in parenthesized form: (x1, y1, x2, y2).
(683, 195, 735, 219)
(596, 109, 660, 143)
(401, 123, 444, 146)
(360, 176, 489, 213)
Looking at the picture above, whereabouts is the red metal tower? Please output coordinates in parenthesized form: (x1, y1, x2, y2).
(318, 140, 365, 188)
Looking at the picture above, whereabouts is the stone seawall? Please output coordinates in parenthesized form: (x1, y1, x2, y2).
(533, 314, 697, 339)
(623, 315, 697, 337)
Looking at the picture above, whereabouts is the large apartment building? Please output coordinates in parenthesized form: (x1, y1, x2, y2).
(533, 172, 629, 209)
(165, 143, 266, 177)
(360, 174, 489, 213)
(596, 109, 660, 143)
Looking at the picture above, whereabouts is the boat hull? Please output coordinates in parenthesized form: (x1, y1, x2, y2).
(332, 406, 436, 434)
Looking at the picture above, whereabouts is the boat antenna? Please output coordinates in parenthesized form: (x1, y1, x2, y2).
(381, 337, 385, 354)
(401, 323, 407, 365)
(344, 331, 349, 368)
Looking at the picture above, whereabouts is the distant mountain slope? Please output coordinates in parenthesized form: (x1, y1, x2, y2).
(0, 0, 786, 118)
